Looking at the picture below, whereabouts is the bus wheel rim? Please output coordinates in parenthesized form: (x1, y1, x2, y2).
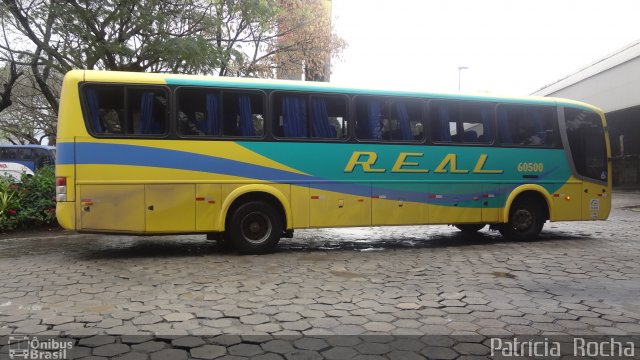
(241, 212, 272, 244)
(512, 209, 533, 231)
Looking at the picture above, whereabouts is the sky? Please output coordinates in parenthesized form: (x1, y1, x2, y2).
(329, 0, 640, 95)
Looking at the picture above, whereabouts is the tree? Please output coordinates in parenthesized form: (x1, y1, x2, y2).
(0, 0, 345, 144)
(0, 61, 21, 113)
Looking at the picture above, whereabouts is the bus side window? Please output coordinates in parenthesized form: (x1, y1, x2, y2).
(177, 89, 219, 136)
(311, 96, 348, 139)
(127, 89, 167, 135)
(222, 92, 264, 137)
(429, 102, 459, 143)
(498, 105, 555, 146)
(460, 103, 493, 144)
(273, 93, 308, 138)
(84, 86, 125, 135)
(389, 100, 423, 141)
(356, 97, 385, 141)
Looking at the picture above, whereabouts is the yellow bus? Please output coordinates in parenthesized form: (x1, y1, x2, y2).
(55, 70, 611, 253)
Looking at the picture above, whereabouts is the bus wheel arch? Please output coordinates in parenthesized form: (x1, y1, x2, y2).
(219, 186, 291, 230)
(221, 189, 289, 254)
(500, 188, 550, 241)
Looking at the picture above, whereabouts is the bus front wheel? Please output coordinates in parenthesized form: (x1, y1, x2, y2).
(499, 198, 545, 241)
(228, 201, 282, 254)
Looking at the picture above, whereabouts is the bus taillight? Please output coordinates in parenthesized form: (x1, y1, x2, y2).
(56, 177, 67, 202)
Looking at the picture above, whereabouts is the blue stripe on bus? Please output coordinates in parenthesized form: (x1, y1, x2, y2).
(62, 142, 372, 198)
(57, 142, 549, 206)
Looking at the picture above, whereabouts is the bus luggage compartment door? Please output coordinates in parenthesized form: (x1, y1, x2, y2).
(145, 184, 195, 232)
(79, 184, 145, 232)
(309, 183, 371, 228)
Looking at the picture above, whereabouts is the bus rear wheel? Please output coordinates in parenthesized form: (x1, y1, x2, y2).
(499, 197, 545, 241)
(454, 224, 485, 233)
(228, 201, 282, 254)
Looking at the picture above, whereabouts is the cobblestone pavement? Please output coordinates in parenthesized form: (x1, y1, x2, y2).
(1, 191, 640, 359)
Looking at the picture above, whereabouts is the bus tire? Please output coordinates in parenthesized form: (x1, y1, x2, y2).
(499, 197, 545, 241)
(228, 201, 282, 254)
(455, 224, 485, 233)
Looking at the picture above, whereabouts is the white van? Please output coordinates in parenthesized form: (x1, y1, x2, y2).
(0, 162, 34, 182)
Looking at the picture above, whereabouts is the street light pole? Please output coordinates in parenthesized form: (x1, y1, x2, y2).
(458, 66, 468, 91)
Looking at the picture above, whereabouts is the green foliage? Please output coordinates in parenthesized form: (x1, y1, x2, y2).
(0, 166, 57, 232)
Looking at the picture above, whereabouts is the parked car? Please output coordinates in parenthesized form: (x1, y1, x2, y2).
(0, 162, 34, 182)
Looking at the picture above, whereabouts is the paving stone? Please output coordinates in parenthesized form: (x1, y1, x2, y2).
(284, 350, 323, 360)
(240, 314, 270, 325)
(210, 335, 243, 346)
(150, 348, 188, 360)
(274, 312, 302, 322)
(281, 320, 312, 331)
(162, 313, 194, 322)
(41, 315, 75, 325)
(132, 341, 167, 353)
(228, 343, 264, 357)
(261, 339, 296, 354)
(113, 352, 149, 360)
(79, 335, 117, 347)
(172, 336, 206, 348)
(421, 346, 458, 359)
(121, 335, 155, 344)
(132, 315, 163, 325)
(93, 343, 130, 357)
(362, 321, 396, 332)
(453, 342, 489, 355)
(293, 337, 329, 351)
(355, 342, 391, 355)
(321, 346, 359, 359)
(190, 344, 227, 359)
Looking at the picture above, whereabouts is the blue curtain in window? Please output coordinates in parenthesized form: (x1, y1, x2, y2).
(528, 110, 546, 144)
(238, 95, 255, 136)
(283, 96, 307, 137)
(204, 94, 220, 135)
(480, 107, 492, 141)
(436, 104, 451, 141)
(395, 103, 412, 140)
(311, 98, 336, 138)
(529, 111, 544, 133)
(463, 130, 478, 142)
(86, 88, 102, 133)
(140, 92, 155, 133)
(367, 100, 382, 139)
(498, 109, 512, 143)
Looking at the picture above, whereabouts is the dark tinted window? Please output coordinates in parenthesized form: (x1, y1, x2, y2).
(429, 101, 493, 143)
(176, 89, 264, 137)
(222, 92, 264, 137)
(565, 108, 608, 181)
(272, 93, 348, 139)
(497, 105, 556, 146)
(0, 147, 18, 160)
(177, 89, 220, 136)
(84, 85, 168, 136)
(356, 97, 423, 141)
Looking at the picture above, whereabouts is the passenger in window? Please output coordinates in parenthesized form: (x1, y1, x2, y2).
(178, 111, 205, 135)
(516, 122, 543, 145)
(100, 109, 122, 133)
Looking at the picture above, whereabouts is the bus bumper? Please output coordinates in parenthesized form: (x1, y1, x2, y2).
(56, 202, 76, 230)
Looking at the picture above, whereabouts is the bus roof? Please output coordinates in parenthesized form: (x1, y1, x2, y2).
(75, 70, 603, 114)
